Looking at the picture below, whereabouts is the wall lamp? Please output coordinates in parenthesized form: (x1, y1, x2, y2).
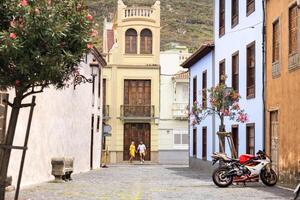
(74, 59, 99, 90)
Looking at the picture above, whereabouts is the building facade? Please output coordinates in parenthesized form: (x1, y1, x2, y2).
(265, 0, 300, 186)
(4, 49, 106, 187)
(102, 0, 161, 163)
(214, 0, 264, 157)
(159, 46, 190, 164)
(182, 43, 215, 170)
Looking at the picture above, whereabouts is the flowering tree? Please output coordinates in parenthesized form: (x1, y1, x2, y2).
(0, 0, 97, 198)
(190, 81, 248, 155)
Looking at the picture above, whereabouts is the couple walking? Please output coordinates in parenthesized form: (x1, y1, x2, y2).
(129, 141, 146, 164)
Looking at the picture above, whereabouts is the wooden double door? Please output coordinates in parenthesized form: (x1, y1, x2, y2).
(123, 123, 151, 161)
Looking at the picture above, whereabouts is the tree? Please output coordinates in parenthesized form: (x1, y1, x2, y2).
(0, 0, 96, 198)
(190, 80, 248, 156)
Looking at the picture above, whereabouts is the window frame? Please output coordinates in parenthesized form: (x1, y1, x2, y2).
(272, 19, 280, 63)
(246, 41, 256, 99)
(193, 76, 197, 103)
(232, 51, 239, 92)
(202, 70, 207, 109)
(219, 59, 226, 85)
(246, 123, 255, 155)
(219, 0, 225, 37)
(288, 3, 298, 55)
(246, 0, 255, 16)
(140, 29, 153, 54)
(125, 28, 138, 54)
(231, 0, 239, 28)
(202, 127, 207, 160)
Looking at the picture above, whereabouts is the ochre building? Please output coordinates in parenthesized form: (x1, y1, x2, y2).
(265, 0, 300, 186)
(102, 0, 160, 163)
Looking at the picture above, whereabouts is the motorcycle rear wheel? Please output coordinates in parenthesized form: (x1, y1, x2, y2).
(212, 167, 233, 188)
(260, 168, 277, 186)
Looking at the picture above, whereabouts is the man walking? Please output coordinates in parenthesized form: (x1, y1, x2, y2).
(137, 141, 146, 164)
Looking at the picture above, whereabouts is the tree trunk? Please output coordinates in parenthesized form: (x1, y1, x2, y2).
(0, 94, 23, 200)
(218, 116, 225, 153)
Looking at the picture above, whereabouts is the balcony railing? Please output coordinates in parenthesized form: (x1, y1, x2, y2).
(124, 7, 154, 18)
(120, 105, 154, 119)
(103, 105, 110, 120)
(172, 103, 188, 120)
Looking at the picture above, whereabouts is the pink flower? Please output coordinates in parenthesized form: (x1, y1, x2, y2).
(91, 29, 98, 37)
(87, 43, 93, 49)
(20, 0, 29, 6)
(9, 33, 17, 39)
(86, 14, 93, 21)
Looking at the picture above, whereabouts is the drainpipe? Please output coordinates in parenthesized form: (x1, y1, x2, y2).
(188, 69, 191, 166)
(262, 0, 267, 152)
(212, 50, 216, 153)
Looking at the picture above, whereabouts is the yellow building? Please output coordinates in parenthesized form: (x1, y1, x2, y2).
(102, 0, 160, 163)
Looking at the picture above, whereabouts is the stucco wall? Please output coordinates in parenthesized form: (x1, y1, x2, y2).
(265, 0, 300, 186)
(214, 0, 264, 156)
(189, 51, 215, 161)
(7, 54, 103, 187)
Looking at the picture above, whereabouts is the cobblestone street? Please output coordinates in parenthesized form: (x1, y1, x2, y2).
(6, 165, 294, 200)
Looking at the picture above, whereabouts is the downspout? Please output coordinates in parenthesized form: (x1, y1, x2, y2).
(212, 50, 216, 153)
(262, 0, 267, 152)
(188, 69, 191, 166)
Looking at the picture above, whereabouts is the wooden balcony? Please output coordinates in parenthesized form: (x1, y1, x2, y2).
(172, 103, 188, 120)
(120, 105, 155, 121)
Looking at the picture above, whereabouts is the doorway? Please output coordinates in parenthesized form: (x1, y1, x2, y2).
(270, 111, 279, 173)
(124, 123, 151, 161)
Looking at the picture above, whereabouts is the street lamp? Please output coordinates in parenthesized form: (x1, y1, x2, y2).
(74, 59, 99, 90)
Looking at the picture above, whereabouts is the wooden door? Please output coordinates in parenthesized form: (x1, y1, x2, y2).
(124, 80, 151, 117)
(270, 111, 279, 173)
(202, 127, 207, 160)
(124, 123, 151, 161)
(193, 128, 197, 157)
(231, 126, 239, 158)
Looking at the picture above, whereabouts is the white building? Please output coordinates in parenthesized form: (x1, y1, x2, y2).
(181, 43, 215, 170)
(6, 48, 106, 187)
(159, 46, 190, 164)
(214, 0, 264, 156)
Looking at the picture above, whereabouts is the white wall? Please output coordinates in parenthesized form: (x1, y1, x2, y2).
(189, 51, 215, 160)
(7, 53, 103, 187)
(159, 52, 189, 153)
(214, 0, 264, 155)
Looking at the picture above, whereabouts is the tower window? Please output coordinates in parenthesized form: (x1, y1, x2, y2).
(125, 28, 137, 54)
(140, 29, 152, 54)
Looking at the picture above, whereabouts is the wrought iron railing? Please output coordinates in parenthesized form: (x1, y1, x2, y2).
(120, 105, 154, 118)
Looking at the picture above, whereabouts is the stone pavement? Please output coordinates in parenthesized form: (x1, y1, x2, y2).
(6, 164, 294, 200)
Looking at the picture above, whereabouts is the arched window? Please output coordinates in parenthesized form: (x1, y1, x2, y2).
(140, 29, 152, 54)
(125, 29, 137, 54)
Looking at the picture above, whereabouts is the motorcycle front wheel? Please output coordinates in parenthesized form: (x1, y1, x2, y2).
(260, 167, 277, 186)
(212, 167, 233, 188)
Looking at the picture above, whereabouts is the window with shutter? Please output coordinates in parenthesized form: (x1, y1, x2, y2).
(202, 71, 207, 109)
(246, 0, 255, 16)
(247, 42, 255, 98)
(219, 60, 226, 85)
(232, 52, 239, 92)
(140, 29, 152, 54)
(289, 4, 298, 55)
(231, 0, 239, 27)
(219, 0, 225, 37)
(125, 29, 137, 54)
(273, 20, 280, 62)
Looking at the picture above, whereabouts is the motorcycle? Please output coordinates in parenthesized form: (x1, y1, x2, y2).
(294, 182, 300, 200)
(211, 150, 277, 187)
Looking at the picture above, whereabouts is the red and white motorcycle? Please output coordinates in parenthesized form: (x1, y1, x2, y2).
(211, 150, 277, 187)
